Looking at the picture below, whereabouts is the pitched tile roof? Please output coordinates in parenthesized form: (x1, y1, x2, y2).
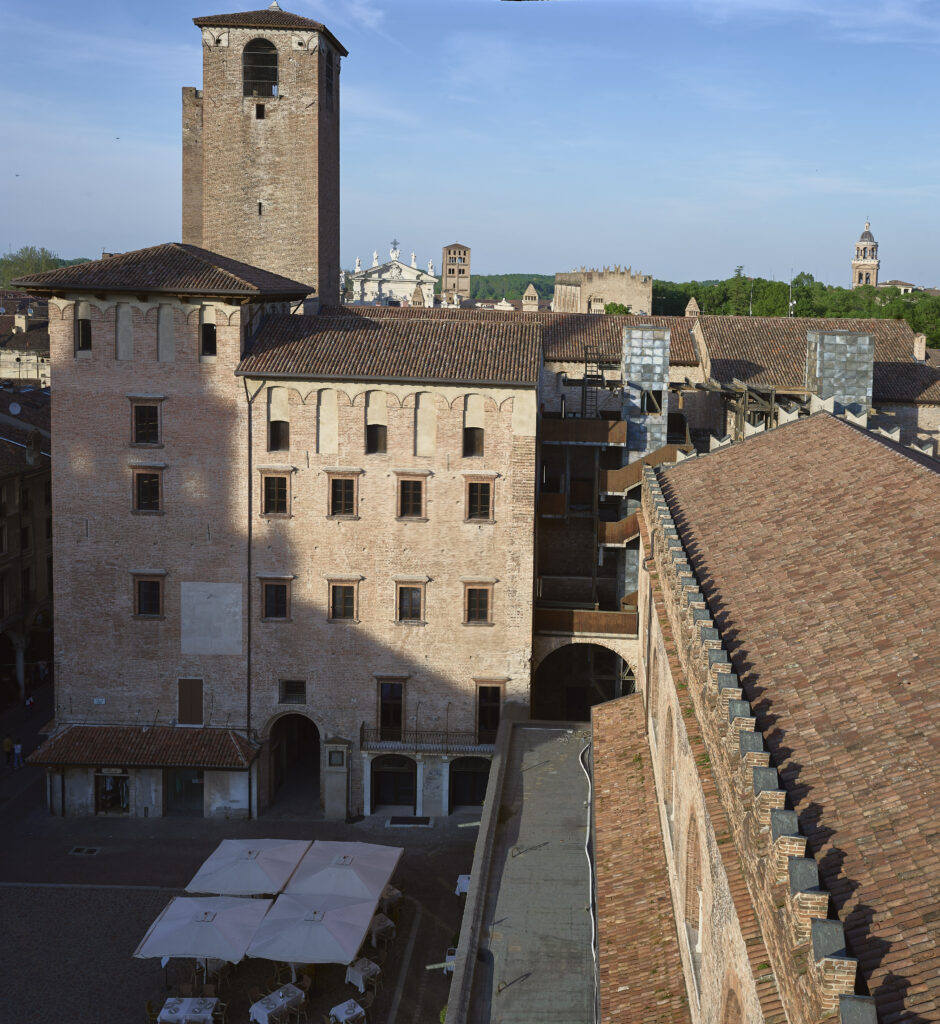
(872, 360, 940, 403)
(193, 7, 347, 54)
(11, 244, 313, 299)
(237, 313, 541, 385)
(28, 725, 259, 770)
(697, 315, 933, 399)
(318, 305, 700, 365)
(592, 695, 692, 1024)
(660, 414, 940, 1022)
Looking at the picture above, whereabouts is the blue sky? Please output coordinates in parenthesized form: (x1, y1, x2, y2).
(2, 0, 938, 285)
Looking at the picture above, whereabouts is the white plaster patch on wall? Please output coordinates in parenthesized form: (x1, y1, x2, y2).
(180, 582, 243, 655)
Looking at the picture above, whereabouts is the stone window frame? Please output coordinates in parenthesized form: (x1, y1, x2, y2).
(394, 575, 428, 625)
(128, 395, 165, 448)
(395, 469, 431, 522)
(326, 575, 362, 623)
(131, 570, 167, 620)
(131, 464, 165, 515)
(462, 578, 496, 626)
(278, 679, 307, 705)
(464, 472, 498, 523)
(258, 574, 293, 622)
(325, 467, 364, 520)
(259, 467, 294, 518)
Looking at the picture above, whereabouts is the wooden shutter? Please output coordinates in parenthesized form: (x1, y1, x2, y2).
(178, 678, 203, 725)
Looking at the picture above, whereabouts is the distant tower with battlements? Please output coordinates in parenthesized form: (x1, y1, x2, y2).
(182, 2, 347, 299)
(851, 221, 880, 288)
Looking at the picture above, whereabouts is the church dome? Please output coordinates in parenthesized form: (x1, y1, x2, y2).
(859, 221, 875, 242)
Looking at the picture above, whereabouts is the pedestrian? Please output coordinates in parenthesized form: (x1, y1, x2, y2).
(25, 694, 35, 716)
(2, 735, 11, 766)
(13, 738, 24, 770)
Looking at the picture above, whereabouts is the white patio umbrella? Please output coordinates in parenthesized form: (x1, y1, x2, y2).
(285, 841, 403, 900)
(185, 839, 311, 896)
(246, 892, 377, 967)
(133, 896, 273, 965)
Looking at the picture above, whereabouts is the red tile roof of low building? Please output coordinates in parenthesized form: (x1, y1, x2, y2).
(660, 414, 940, 1021)
(11, 243, 313, 299)
(28, 725, 259, 770)
(237, 313, 541, 386)
(696, 315, 938, 401)
(319, 305, 700, 366)
(593, 695, 693, 1024)
(193, 7, 347, 54)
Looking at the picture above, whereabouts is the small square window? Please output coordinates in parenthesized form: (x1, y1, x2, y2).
(467, 481, 492, 521)
(398, 479, 424, 518)
(263, 475, 289, 515)
(465, 585, 493, 624)
(328, 749, 345, 767)
(397, 584, 423, 622)
(279, 679, 306, 704)
(262, 581, 289, 620)
(134, 471, 162, 512)
(366, 423, 387, 454)
(133, 404, 160, 445)
(330, 477, 356, 517)
(330, 583, 356, 620)
(135, 577, 163, 617)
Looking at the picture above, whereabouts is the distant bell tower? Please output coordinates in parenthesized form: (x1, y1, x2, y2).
(851, 221, 880, 289)
(182, 2, 347, 299)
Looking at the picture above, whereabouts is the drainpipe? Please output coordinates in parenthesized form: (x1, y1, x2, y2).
(243, 377, 257, 818)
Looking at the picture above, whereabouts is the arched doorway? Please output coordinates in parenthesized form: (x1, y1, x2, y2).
(268, 714, 320, 815)
(449, 757, 491, 813)
(531, 643, 633, 721)
(370, 754, 416, 814)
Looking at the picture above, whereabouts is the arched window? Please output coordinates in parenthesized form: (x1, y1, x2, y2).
(684, 814, 703, 987)
(865, 273, 871, 284)
(858, 272, 863, 284)
(243, 39, 278, 97)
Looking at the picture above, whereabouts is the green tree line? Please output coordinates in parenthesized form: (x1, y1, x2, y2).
(1, 247, 90, 290)
(433, 273, 556, 301)
(653, 267, 940, 346)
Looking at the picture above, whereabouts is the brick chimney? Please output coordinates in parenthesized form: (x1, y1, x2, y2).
(13, 311, 29, 334)
(913, 333, 927, 361)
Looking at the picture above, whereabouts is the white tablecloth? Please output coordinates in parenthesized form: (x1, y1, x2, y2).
(158, 997, 218, 1023)
(369, 912, 396, 947)
(330, 998, 365, 1023)
(249, 984, 303, 1024)
(344, 956, 381, 994)
(455, 874, 470, 896)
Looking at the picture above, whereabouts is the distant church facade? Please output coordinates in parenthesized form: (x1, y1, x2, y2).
(347, 244, 438, 306)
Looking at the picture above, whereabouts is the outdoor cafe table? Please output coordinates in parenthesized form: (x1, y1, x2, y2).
(158, 996, 218, 1023)
(369, 912, 396, 947)
(345, 956, 381, 994)
(250, 984, 304, 1024)
(330, 998, 366, 1023)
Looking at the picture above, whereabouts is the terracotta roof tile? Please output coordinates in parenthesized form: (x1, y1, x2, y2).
(593, 695, 692, 1024)
(11, 243, 314, 299)
(660, 414, 940, 1021)
(237, 313, 541, 385)
(192, 7, 347, 54)
(319, 305, 700, 365)
(28, 725, 259, 770)
(697, 315, 938, 401)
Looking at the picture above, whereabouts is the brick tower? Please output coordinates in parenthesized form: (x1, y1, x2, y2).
(183, 3, 347, 300)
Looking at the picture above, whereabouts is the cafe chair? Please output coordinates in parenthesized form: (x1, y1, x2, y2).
(287, 1001, 310, 1023)
(179, 983, 194, 998)
(202, 984, 216, 998)
(212, 1001, 229, 1023)
(370, 948, 387, 967)
(247, 985, 265, 1005)
(144, 1000, 158, 1024)
(365, 972, 383, 996)
(299, 973, 313, 994)
(359, 991, 375, 1023)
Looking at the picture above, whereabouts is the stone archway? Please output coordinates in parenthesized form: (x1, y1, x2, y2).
(449, 756, 491, 813)
(266, 713, 321, 816)
(530, 643, 635, 722)
(370, 754, 416, 814)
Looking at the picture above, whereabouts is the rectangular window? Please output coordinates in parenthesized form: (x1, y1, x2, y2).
(21, 566, 31, 600)
(366, 423, 387, 454)
(262, 475, 288, 515)
(262, 581, 289, 620)
(398, 479, 424, 519)
(330, 477, 356, 516)
(20, 486, 29, 513)
(279, 679, 306, 705)
(134, 471, 162, 512)
(200, 323, 217, 358)
(379, 681, 403, 741)
(477, 684, 502, 744)
(268, 420, 290, 452)
(397, 584, 423, 622)
(76, 318, 92, 352)
(178, 678, 203, 726)
(135, 577, 163, 617)
(20, 524, 30, 552)
(467, 481, 492, 521)
(330, 584, 356, 620)
(133, 404, 160, 445)
(465, 585, 492, 624)
(255, 103, 265, 120)
(463, 427, 484, 458)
